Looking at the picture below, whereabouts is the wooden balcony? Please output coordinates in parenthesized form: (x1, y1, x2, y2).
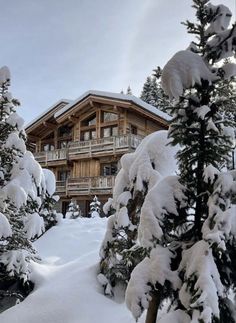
(68, 134, 142, 159)
(34, 148, 68, 166)
(55, 176, 116, 196)
(34, 134, 142, 164)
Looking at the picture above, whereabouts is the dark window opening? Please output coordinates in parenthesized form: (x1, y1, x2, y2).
(101, 163, 117, 176)
(58, 170, 70, 181)
(58, 125, 72, 137)
(81, 114, 96, 127)
(131, 125, 137, 135)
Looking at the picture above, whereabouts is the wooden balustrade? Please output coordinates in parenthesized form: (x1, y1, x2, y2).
(55, 176, 116, 196)
(69, 134, 142, 158)
(34, 134, 143, 165)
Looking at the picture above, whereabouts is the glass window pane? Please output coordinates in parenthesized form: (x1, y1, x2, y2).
(103, 112, 118, 122)
(103, 128, 110, 138)
(83, 131, 90, 141)
(82, 114, 96, 126)
(111, 164, 117, 175)
(58, 125, 72, 137)
(112, 127, 118, 136)
(88, 117, 96, 126)
(58, 170, 70, 181)
(91, 130, 96, 139)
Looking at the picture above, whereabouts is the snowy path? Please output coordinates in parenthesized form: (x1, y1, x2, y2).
(0, 218, 137, 323)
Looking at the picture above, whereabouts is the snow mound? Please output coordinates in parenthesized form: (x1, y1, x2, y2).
(0, 218, 138, 323)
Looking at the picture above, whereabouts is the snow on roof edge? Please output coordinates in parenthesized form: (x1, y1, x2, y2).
(26, 99, 73, 130)
(54, 90, 171, 121)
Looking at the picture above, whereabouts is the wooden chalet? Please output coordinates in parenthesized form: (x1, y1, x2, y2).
(26, 90, 170, 215)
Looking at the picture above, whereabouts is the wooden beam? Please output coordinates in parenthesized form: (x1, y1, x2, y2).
(27, 134, 40, 141)
(43, 121, 57, 129)
(68, 115, 79, 124)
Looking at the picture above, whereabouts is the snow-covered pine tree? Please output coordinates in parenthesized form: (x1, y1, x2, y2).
(66, 199, 82, 219)
(140, 69, 171, 112)
(215, 58, 236, 170)
(126, 2, 236, 323)
(39, 169, 59, 229)
(140, 76, 155, 105)
(0, 66, 44, 309)
(152, 66, 171, 112)
(90, 195, 101, 217)
(126, 86, 132, 95)
(0, 67, 59, 310)
(98, 131, 178, 296)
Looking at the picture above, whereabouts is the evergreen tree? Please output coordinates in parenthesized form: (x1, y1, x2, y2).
(99, 131, 178, 296)
(66, 199, 82, 219)
(140, 69, 171, 112)
(39, 169, 59, 229)
(0, 67, 57, 311)
(152, 66, 171, 112)
(90, 195, 101, 217)
(140, 76, 154, 104)
(126, 85, 132, 95)
(0, 67, 38, 310)
(125, 2, 236, 323)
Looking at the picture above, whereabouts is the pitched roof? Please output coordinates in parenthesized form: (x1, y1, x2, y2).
(26, 99, 73, 130)
(54, 90, 171, 121)
(26, 91, 171, 130)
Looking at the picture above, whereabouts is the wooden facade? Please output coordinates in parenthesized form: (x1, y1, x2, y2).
(26, 91, 169, 215)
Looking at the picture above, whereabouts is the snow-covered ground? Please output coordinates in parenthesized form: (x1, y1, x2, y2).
(0, 217, 143, 323)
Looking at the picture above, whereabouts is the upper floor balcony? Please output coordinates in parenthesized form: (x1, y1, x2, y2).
(55, 175, 116, 196)
(34, 134, 143, 165)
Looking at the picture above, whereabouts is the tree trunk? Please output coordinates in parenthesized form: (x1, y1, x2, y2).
(145, 291, 161, 323)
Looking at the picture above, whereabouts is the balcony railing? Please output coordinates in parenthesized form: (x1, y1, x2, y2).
(34, 148, 68, 164)
(55, 176, 116, 196)
(34, 134, 143, 164)
(69, 134, 142, 158)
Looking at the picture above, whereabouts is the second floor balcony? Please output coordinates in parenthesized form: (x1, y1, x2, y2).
(34, 134, 143, 165)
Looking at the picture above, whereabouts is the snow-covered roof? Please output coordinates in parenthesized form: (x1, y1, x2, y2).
(54, 90, 171, 121)
(26, 99, 73, 130)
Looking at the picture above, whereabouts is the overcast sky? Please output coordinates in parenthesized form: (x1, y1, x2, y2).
(0, 0, 235, 124)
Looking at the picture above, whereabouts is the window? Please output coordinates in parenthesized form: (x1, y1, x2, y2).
(42, 143, 55, 152)
(101, 126, 118, 138)
(81, 130, 96, 141)
(81, 114, 96, 127)
(58, 125, 72, 137)
(102, 111, 118, 122)
(58, 170, 70, 181)
(131, 125, 137, 135)
(101, 163, 117, 176)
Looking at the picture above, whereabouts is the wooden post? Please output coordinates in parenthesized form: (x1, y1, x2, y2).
(124, 109, 127, 134)
(145, 291, 161, 323)
(54, 128, 58, 149)
(97, 108, 101, 139)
